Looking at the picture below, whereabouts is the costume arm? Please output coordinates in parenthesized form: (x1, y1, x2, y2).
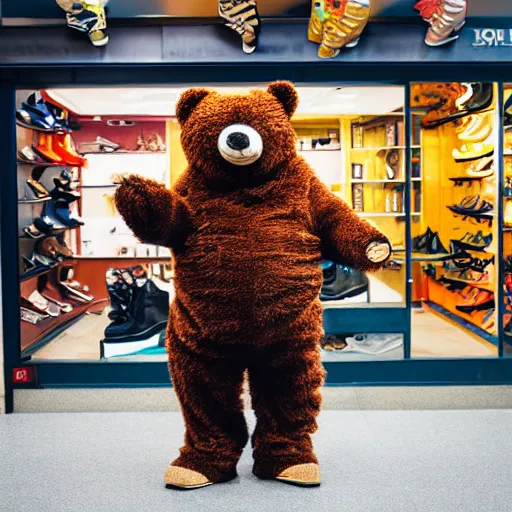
(309, 176, 391, 271)
(114, 175, 191, 249)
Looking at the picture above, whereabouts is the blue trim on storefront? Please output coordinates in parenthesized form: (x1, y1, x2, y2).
(12, 357, 512, 388)
(0, 86, 19, 413)
(496, 83, 505, 358)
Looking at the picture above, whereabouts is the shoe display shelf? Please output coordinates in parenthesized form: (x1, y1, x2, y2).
(19, 262, 108, 356)
(410, 83, 499, 345)
(347, 113, 423, 218)
(345, 113, 424, 303)
(16, 90, 105, 356)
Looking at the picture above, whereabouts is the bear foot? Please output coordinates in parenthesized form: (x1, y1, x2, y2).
(164, 466, 213, 490)
(275, 463, 321, 488)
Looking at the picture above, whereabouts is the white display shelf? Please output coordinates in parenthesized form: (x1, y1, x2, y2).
(350, 145, 421, 151)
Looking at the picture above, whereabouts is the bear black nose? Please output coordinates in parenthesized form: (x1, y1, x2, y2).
(226, 132, 250, 151)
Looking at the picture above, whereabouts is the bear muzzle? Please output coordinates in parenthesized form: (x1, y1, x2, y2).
(218, 124, 263, 166)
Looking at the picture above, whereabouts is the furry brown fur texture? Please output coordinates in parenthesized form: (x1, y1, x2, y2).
(115, 82, 390, 484)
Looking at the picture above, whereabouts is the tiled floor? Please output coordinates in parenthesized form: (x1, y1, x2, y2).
(1, 409, 511, 512)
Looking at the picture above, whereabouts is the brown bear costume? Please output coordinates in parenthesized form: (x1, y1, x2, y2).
(114, 82, 391, 490)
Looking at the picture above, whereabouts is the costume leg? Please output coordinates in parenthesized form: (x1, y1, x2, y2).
(168, 336, 248, 483)
(249, 341, 326, 479)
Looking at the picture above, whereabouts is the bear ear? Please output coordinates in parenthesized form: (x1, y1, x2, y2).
(176, 88, 211, 125)
(267, 81, 298, 118)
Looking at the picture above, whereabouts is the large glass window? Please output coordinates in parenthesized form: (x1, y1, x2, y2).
(410, 83, 498, 358)
(16, 85, 406, 364)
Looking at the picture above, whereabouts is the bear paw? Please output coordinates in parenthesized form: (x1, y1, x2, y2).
(164, 465, 212, 490)
(275, 463, 321, 487)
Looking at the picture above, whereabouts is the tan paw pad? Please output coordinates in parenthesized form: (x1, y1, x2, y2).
(276, 463, 321, 486)
(164, 466, 212, 489)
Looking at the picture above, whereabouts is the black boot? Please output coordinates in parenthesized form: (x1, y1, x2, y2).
(320, 261, 369, 301)
(102, 278, 169, 358)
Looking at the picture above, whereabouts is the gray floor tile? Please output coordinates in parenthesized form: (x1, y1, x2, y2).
(354, 386, 512, 410)
(2, 410, 511, 512)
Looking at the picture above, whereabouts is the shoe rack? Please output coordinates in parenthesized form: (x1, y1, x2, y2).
(16, 91, 107, 354)
(503, 86, 512, 350)
(52, 103, 174, 301)
(345, 112, 423, 302)
(411, 83, 499, 349)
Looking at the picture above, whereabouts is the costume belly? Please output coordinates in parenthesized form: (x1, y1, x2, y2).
(172, 202, 324, 342)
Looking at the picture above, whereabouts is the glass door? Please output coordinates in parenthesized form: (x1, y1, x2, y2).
(409, 82, 499, 358)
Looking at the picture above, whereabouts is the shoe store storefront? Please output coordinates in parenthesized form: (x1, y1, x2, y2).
(2, 1, 512, 413)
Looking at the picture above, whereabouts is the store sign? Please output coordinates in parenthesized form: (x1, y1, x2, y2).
(472, 29, 512, 47)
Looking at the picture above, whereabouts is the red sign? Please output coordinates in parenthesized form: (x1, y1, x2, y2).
(12, 367, 34, 384)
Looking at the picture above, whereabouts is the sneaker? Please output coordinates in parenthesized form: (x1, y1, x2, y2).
(66, 1, 109, 47)
(319, 0, 369, 58)
(423, 0, 467, 47)
(96, 136, 121, 152)
(343, 333, 403, 355)
(218, 0, 261, 54)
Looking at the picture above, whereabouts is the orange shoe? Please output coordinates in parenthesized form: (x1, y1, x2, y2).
(52, 134, 87, 166)
(33, 133, 64, 163)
